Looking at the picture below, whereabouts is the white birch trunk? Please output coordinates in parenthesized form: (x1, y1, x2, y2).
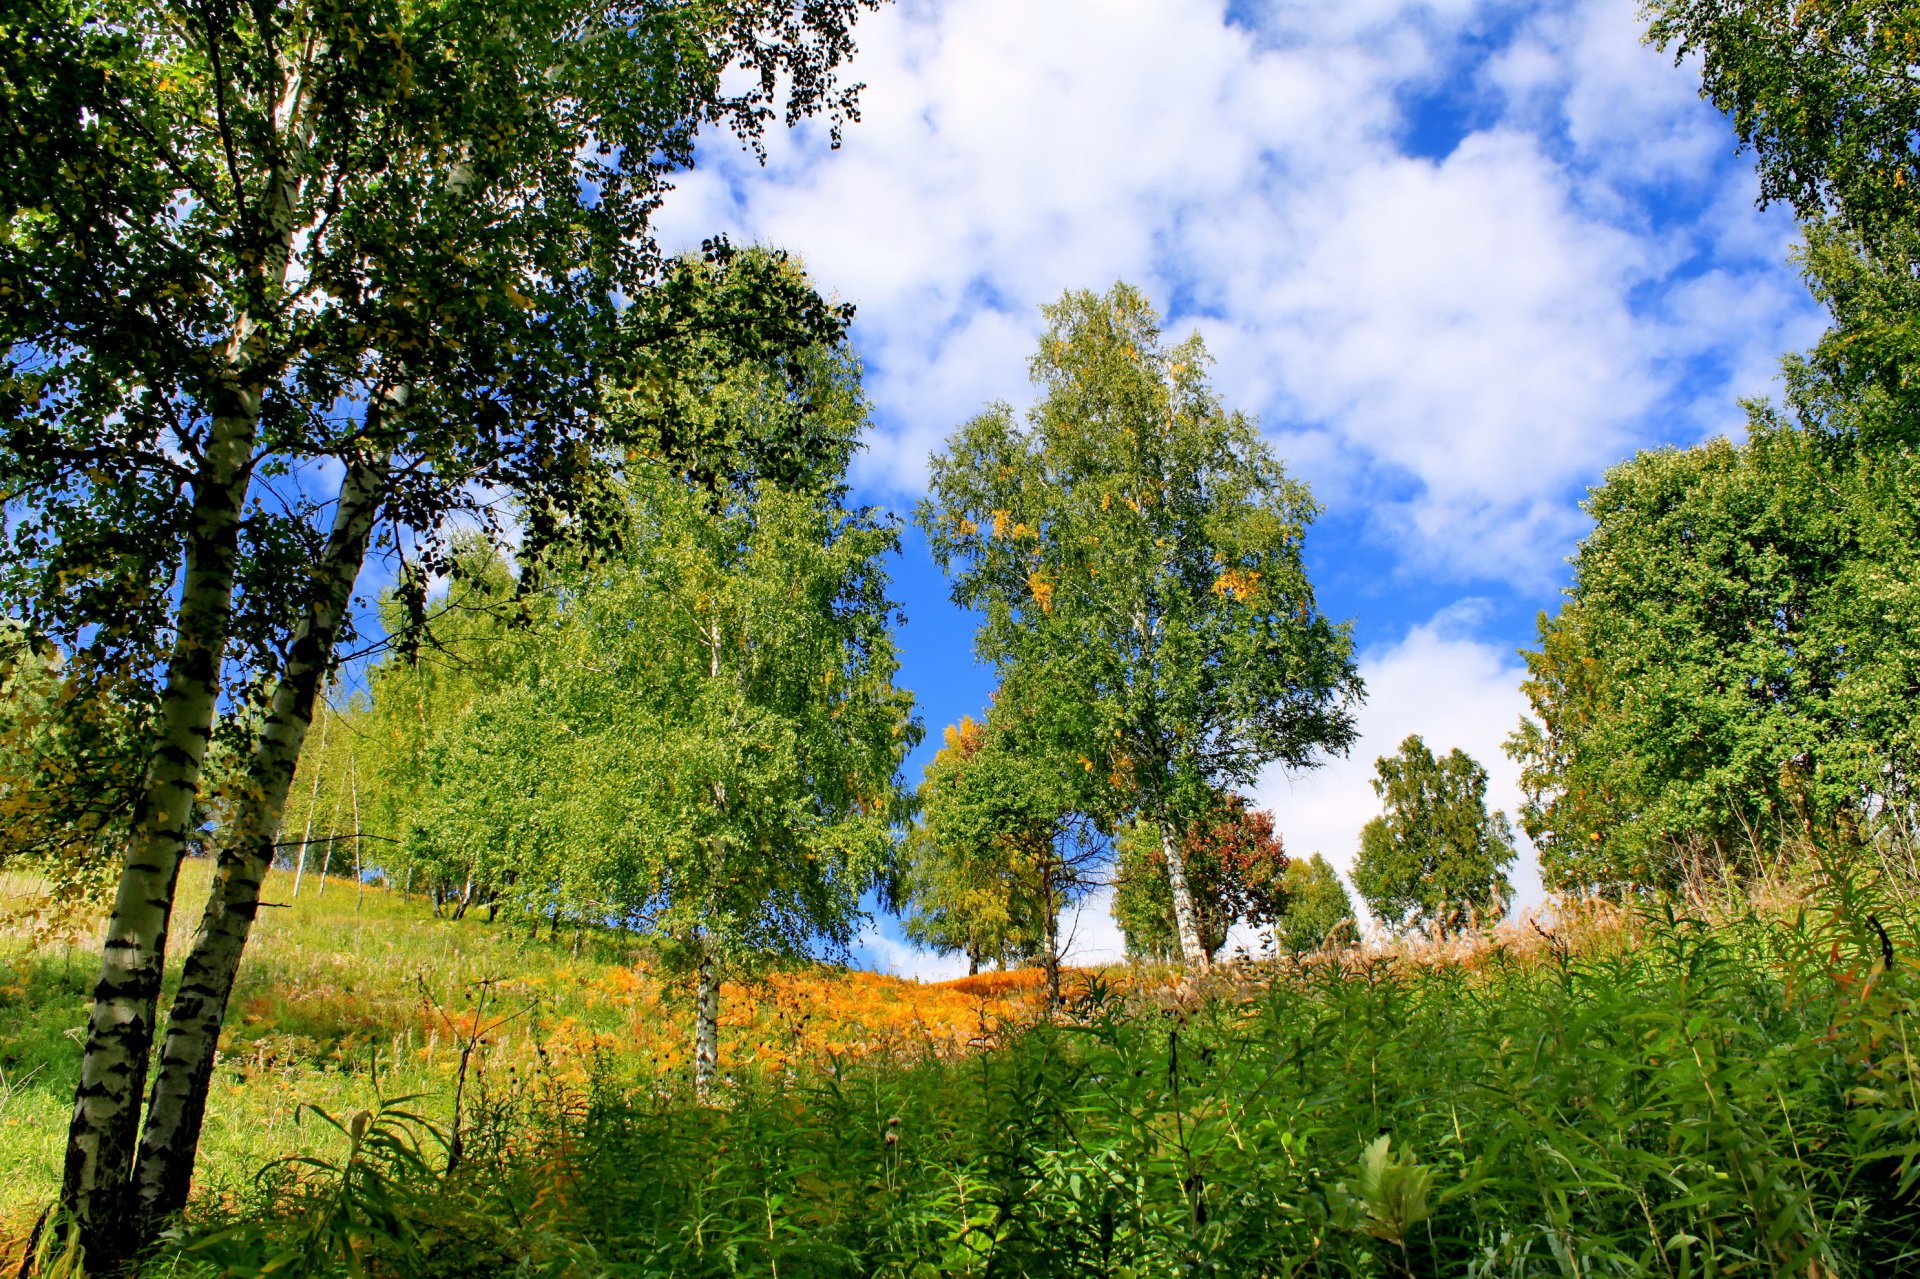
(291, 697, 328, 898)
(63, 37, 323, 1258)
(60, 401, 260, 1260)
(694, 944, 721, 1102)
(130, 457, 384, 1229)
(1160, 819, 1209, 970)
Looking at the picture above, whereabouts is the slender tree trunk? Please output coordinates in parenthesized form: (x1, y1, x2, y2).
(291, 695, 328, 898)
(694, 943, 720, 1102)
(350, 754, 364, 912)
(315, 763, 346, 900)
(62, 31, 330, 1254)
(129, 457, 384, 1235)
(60, 400, 261, 1267)
(1159, 819, 1209, 970)
(1042, 861, 1062, 1011)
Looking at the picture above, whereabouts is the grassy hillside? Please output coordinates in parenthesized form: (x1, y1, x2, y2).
(0, 862, 1048, 1242)
(6, 860, 1920, 1276)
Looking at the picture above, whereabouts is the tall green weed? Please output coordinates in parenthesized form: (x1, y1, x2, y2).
(169, 863, 1920, 1277)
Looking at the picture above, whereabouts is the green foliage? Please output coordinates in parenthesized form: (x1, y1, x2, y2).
(1790, 219, 1920, 449)
(554, 464, 918, 972)
(1353, 736, 1514, 937)
(904, 678, 1105, 1000)
(0, 0, 880, 708)
(920, 282, 1360, 965)
(1508, 418, 1920, 892)
(349, 292, 918, 981)
(1645, 0, 1920, 245)
(0, 628, 135, 919)
(1272, 853, 1357, 955)
(1110, 794, 1288, 962)
(904, 718, 1040, 973)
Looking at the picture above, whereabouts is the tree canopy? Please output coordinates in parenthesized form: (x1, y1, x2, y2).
(1646, 0, 1920, 242)
(1507, 409, 1920, 893)
(920, 283, 1360, 968)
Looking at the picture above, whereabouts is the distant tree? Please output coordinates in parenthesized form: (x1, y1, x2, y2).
(561, 465, 916, 1098)
(1353, 736, 1515, 938)
(349, 542, 547, 919)
(902, 718, 1041, 975)
(920, 284, 1361, 970)
(1111, 793, 1288, 963)
(2, 0, 886, 1252)
(1273, 854, 1357, 955)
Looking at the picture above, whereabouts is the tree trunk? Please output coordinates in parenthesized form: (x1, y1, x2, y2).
(291, 698, 328, 897)
(62, 37, 328, 1258)
(129, 456, 384, 1235)
(1041, 851, 1062, 1011)
(694, 944, 720, 1102)
(1159, 820, 1209, 970)
(61, 400, 261, 1267)
(350, 755, 364, 912)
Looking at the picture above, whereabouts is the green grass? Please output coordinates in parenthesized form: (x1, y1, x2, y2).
(0, 860, 1042, 1244)
(9, 862, 1920, 1276)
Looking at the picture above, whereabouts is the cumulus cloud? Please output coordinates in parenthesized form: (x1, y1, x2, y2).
(655, 0, 1820, 590)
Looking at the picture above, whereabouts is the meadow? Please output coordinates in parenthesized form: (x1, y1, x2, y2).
(6, 858, 1920, 1277)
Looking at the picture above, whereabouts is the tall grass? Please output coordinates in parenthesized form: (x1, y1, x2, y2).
(153, 861, 1920, 1277)
(9, 857, 1920, 1274)
(0, 860, 1045, 1257)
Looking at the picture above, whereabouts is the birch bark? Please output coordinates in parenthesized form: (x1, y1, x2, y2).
(59, 403, 259, 1258)
(131, 455, 385, 1230)
(694, 942, 720, 1101)
(61, 31, 322, 1259)
(1159, 820, 1209, 970)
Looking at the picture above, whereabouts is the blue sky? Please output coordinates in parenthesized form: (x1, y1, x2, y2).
(638, 0, 1829, 974)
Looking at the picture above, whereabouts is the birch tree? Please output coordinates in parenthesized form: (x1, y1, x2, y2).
(551, 463, 916, 1099)
(1353, 736, 1515, 938)
(920, 284, 1361, 970)
(1, 0, 884, 1258)
(1111, 793, 1288, 964)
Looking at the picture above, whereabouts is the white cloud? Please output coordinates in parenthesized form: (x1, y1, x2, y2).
(1253, 603, 1541, 935)
(853, 923, 973, 982)
(654, 0, 1820, 590)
